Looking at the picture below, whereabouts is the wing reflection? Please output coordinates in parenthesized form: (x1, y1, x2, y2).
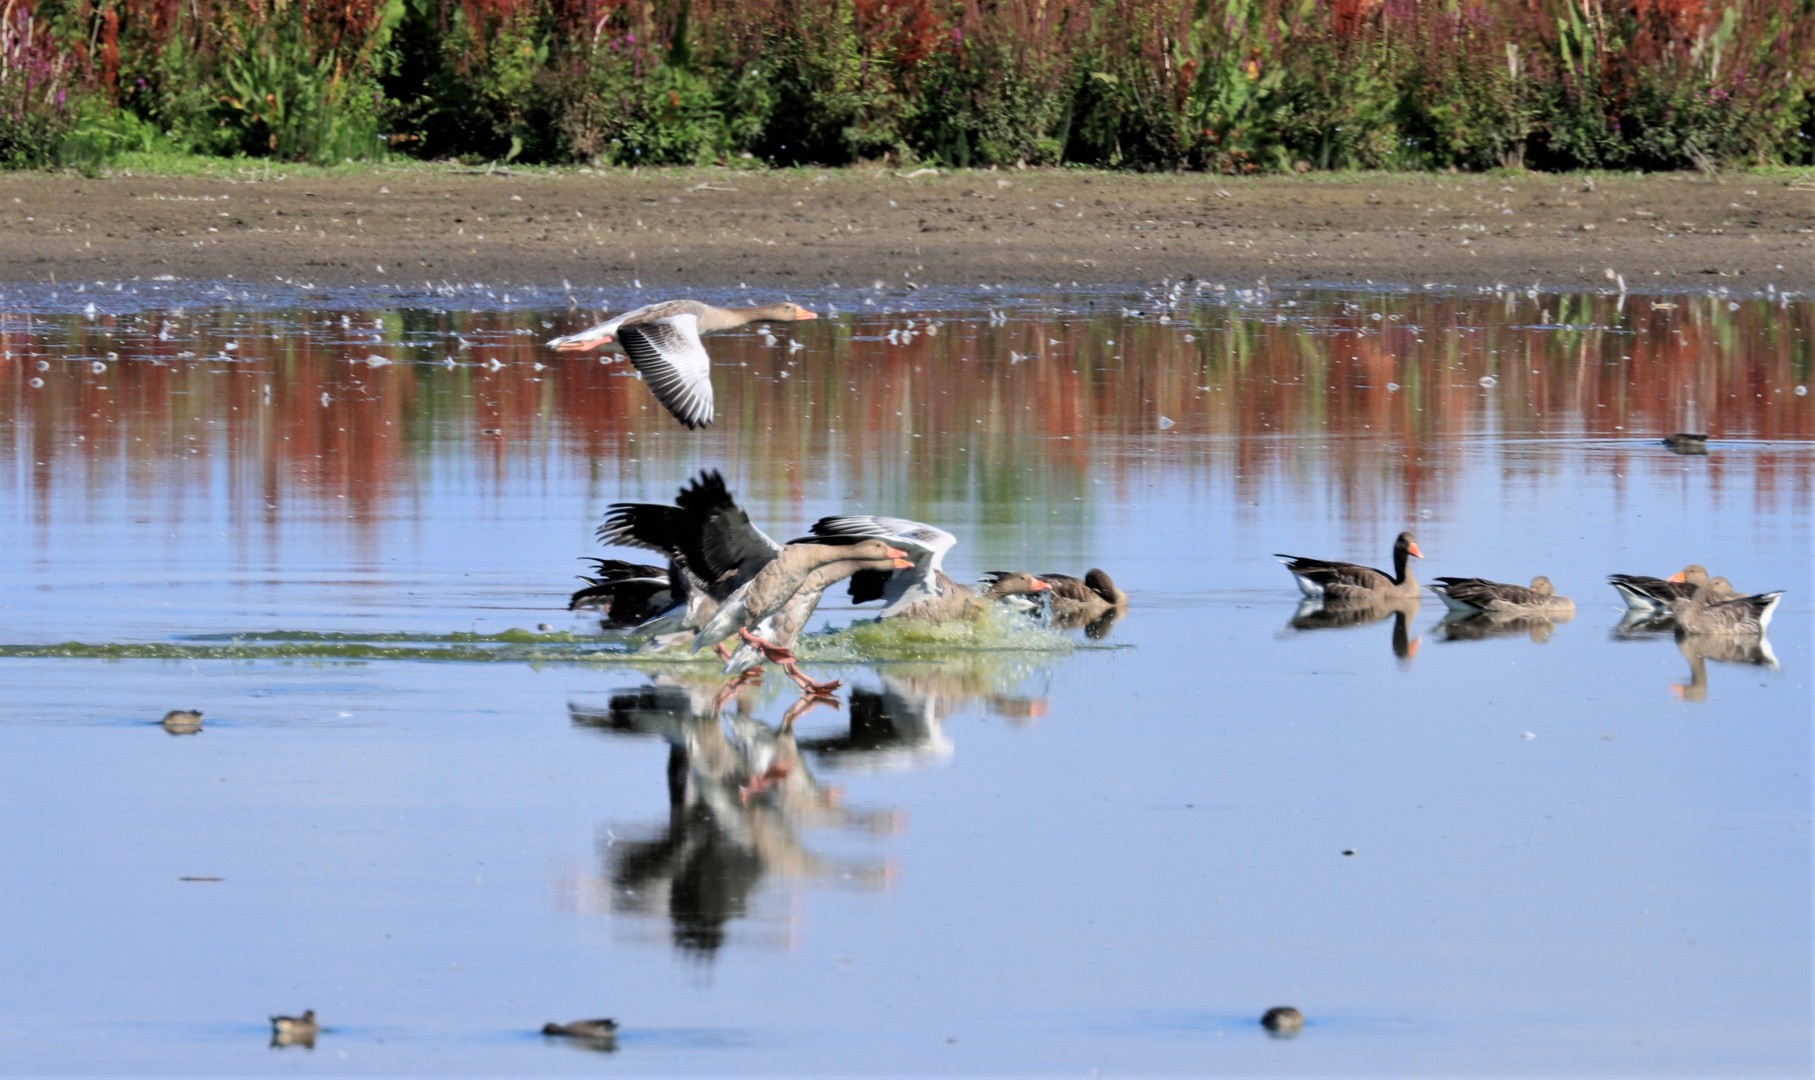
(1672, 634, 1778, 703)
(1434, 608, 1573, 644)
(1287, 598, 1422, 661)
(567, 677, 896, 959)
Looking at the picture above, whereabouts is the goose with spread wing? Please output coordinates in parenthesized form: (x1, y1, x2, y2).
(693, 539, 913, 696)
(1276, 532, 1422, 603)
(547, 300, 817, 429)
(576, 469, 782, 651)
(809, 516, 1053, 622)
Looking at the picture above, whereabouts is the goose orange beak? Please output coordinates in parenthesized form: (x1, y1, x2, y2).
(794, 305, 819, 320)
(884, 546, 907, 559)
(1665, 570, 1687, 583)
(891, 557, 914, 569)
(1406, 542, 1423, 559)
(1030, 579, 1052, 592)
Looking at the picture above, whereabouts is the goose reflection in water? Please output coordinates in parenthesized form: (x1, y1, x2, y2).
(568, 677, 897, 958)
(1286, 598, 1422, 663)
(1672, 633, 1778, 703)
(798, 665, 1053, 771)
(1434, 608, 1574, 644)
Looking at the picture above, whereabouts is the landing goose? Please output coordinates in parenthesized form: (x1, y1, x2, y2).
(547, 300, 816, 429)
(584, 470, 782, 650)
(1430, 575, 1574, 616)
(1670, 577, 1782, 635)
(1276, 532, 1422, 602)
(568, 559, 674, 625)
(810, 516, 967, 620)
(693, 539, 912, 696)
(814, 517, 1055, 623)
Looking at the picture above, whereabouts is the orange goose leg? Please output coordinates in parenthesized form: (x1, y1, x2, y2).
(737, 628, 842, 696)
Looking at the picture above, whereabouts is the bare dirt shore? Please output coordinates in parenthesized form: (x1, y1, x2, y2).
(1, 166, 1810, 293)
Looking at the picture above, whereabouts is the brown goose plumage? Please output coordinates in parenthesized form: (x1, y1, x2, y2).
(1669, 577, 1782, 635)
(547, 300, 817, 429)
(694, 539, 911, 695)
(1277, 532, 1422, 602)
(1430, 575, 1574, 616)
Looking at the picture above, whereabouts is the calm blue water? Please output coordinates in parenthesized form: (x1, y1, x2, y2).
(0, 283, 1808, 1074)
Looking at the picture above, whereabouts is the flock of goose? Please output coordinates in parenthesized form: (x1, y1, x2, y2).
(1277, 531, 1783, 637)
(566, 470, 1127, 695)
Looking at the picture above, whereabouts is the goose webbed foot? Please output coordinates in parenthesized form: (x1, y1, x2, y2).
(713, 642, 733, 663)
(737, 627, 796, 665)
(781, 661, 842, 697)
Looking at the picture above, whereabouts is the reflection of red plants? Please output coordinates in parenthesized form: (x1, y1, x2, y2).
(0, 296, 1808, 539)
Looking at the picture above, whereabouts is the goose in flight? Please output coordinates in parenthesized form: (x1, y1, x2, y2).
(547, 300, 817, 429)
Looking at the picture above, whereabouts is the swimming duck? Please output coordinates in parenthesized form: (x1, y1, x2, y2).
(1276, 532, 1422, 602)
(1429, 575, 1574, 616)
(269, 1010, 318, 1047)
(1662, 433, 1709, 454)
(1261, 1006, 1303, 1036)
(542, 1018, 617, 1039)
(547, 300, 816, 429)
(161, 709, 203, 734)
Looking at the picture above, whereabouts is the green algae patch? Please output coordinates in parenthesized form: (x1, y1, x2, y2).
(793, 610, 1077, 662)
(0, 614, 1090, 665)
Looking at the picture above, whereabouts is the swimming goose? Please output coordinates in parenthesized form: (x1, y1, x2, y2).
(1276, 532, 1422, 602)
(1035, 569, 1128, 618)
(586, 470, 782, 650)
(547, 300, 817, 429)
(693, 540, 911, 696)
(1607, 565, 1726, 611)
(1670, 578, 1782, 635)
(1430, 575, 1574, 616)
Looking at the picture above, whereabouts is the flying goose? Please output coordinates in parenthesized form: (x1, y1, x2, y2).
(547, 300, 816, 429)
(1276, 532, 1422, 602)
(1429, 575, 1574, 616)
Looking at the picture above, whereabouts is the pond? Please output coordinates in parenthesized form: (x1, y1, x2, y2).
(0, 280, 1808, 1074)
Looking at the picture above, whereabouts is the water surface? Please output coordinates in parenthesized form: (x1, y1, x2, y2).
(1, 281, 1809, 1074)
